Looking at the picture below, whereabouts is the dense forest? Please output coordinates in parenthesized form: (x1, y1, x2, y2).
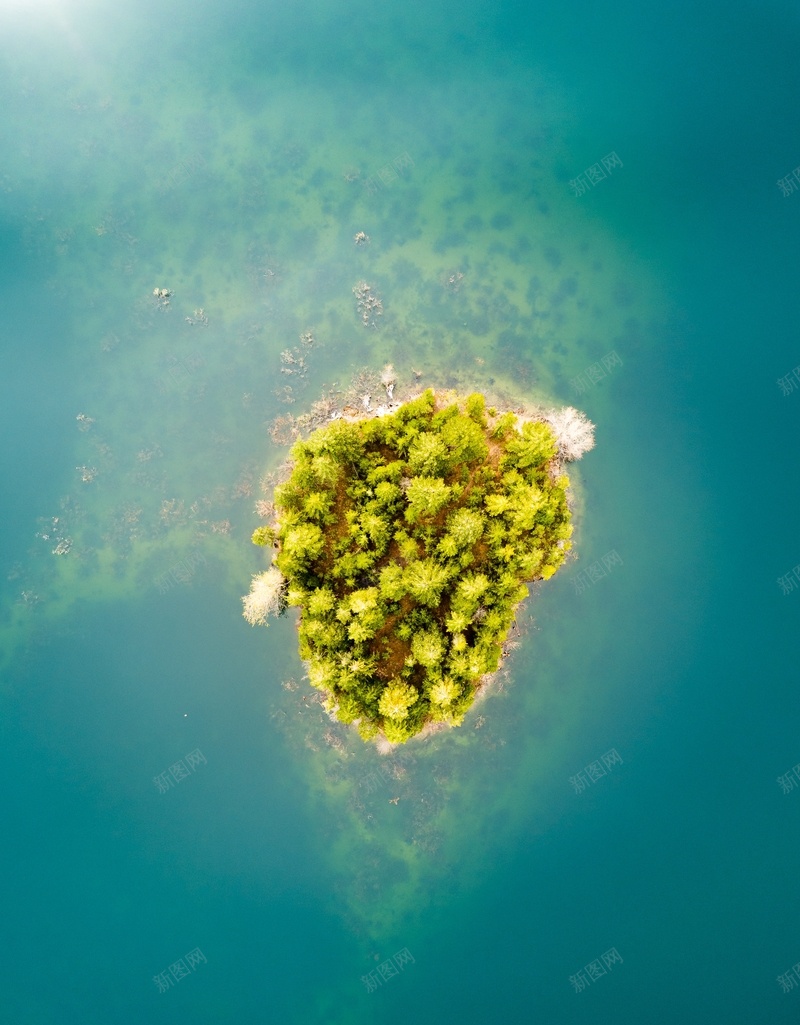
(244, 389, 593, 743)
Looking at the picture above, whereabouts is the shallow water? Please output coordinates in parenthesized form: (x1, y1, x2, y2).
(2, 0, 800, 1021)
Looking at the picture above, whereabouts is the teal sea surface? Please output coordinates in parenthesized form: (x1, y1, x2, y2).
(2, 0, 800, 1022)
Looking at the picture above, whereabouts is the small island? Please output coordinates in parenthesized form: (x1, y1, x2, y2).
(244, 387, 594, 744)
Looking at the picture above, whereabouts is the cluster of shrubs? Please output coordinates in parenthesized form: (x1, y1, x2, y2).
(252, 390, 575, 743)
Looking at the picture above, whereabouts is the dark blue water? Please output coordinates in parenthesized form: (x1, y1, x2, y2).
(2, 0, 799, 1021)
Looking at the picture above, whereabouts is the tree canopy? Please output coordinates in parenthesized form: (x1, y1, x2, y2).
(246, 390, 592, 743)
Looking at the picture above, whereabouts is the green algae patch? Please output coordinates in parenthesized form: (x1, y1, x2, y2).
(244, 388, 594, 743)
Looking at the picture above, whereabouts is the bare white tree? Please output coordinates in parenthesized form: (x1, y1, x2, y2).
(242, 566, 285, 626)
(547, 406, 596, 461)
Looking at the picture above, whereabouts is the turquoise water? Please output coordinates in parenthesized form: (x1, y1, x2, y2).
(2, 0, 800, 1021)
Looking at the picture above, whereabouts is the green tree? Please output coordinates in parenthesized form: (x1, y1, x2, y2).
(484, 493, 512, 517)
(304, 491, 332, 521)
(307, 587, 336, 617)
(251, 525, 276, 547)
(374, 480, 402, 506)
(311, 453, 341, 487)
(407, 433, 449, 477)
(358, 512, 391, 551)
(503, 421, 557, 469)
(334, 692, 362, 723)
(379, 563, 406, 601)
(378, 681, 419, 720)
(404, 477, 453, 521)
(348, 618, 377, 643)
(445, 608, 471, 635)
(454, 572, 490, 611)
(429, 677, 461, 706)
(439, 414, 488, 465)
(394, 529, 420, 562)
(307, 419, 364, 464)
(403, 558, 451, 607)
(411, 628, 445, 667)
(357, 719, 380, 741)
(382, 717, 415, 743)
(491, 410, 517, 440)
(347, 586, 380, 616)
(444, 508, 484, 549)
(278, 523, 325, 573)
(437, 534, 459, 560)
(464, 392, 487, 426)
